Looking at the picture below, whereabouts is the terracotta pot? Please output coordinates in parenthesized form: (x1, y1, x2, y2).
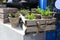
(9, 17, 19, 27)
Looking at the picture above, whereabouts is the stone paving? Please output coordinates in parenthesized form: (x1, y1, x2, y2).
(0, 23, 46, 40)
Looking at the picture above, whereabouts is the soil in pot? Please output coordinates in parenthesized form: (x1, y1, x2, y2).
(9, 17, 19, 28)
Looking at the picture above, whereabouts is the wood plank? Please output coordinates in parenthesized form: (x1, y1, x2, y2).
(21, 14, 56, 33)
(25, 19, 56, 26)
(0, 13, 8, 18)
(22, 24, 56, 33)
(0, 18, 9, 23)
(20, 15, 56, 26)
(0, 8, 18, 13)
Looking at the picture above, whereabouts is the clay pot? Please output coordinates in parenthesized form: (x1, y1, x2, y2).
(9, 17, 19, 27)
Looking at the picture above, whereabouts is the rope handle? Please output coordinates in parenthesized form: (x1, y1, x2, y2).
(36, 20, 49, 33)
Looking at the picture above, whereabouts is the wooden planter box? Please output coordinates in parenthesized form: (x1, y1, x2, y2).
(0, 8, 18, 23)
(20, 14, 56, 33)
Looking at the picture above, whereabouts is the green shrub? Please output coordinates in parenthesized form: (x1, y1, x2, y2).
(41, 9, 52, 16)
(35, 7, 52, 16)
(35, 6, 44, 14)
(35, 7, 41, 14)
(25, 13, 36, 20)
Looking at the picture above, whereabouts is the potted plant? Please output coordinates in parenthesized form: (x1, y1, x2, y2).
(20, 13, 44, 33)
(35, 8, 56, 31)
(20, 8, 56, 33)
(20, 12, 56, 33)
(9, 11, 20, 27)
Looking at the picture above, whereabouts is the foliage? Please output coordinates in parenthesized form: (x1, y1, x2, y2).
(25, 13, 36, 20)
(9, 11, 20, 18)
(41, 9, 52, 16)
(35, 7, 52, 16)
(35, 6, 42, 14)
(20, 9, 29, 14)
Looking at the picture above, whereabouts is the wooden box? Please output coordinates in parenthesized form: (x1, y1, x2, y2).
(20, 14, 56, 33)
(0, 8, 18, 23)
